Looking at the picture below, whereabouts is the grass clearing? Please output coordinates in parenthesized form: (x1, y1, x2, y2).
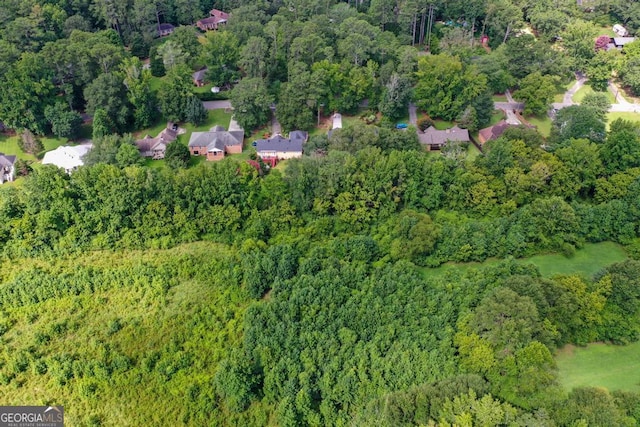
(0, 135, 69, 161)
(489, 110, 505, 126)
(556, 341, 640, 393)
(492, 94, 507, 102)
(572, 85, 616, 104)
(422, 242, 628, 280)
(465, 143, 482, 161)
(526, 114, 552, 137)
(433, 119, 455, 130)
(596, 25, 617, 38)
(607, 112, 640, 129)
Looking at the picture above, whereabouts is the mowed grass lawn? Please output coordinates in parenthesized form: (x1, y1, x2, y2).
(607, 112, 640, 130)
(422, 241, 628, 280)
(572, 85, 616, 104)
(0, 134, 70, 160)
(526, 114, 552, 137)
(556, 341, 640, 393)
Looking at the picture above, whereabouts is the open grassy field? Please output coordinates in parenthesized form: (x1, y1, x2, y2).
(0, 243, 250, 425)
(556, 341, 640, 393)
(572, 85, 616, 104)
(422, 241, 628, 280)
(526, 114, 552, 137)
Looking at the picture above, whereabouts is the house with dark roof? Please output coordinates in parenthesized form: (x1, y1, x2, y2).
(136, 123, 179, 159)
(418, 126, 470, 151)
(193, 68, 207, 87)
(196, 9, 229, 31)
(478, 120, 512, 145)
(188, 120, 244, 161)
(254, 131, 307, 165)
(157, 23, 175, 37)
(0, 153, 16, 184)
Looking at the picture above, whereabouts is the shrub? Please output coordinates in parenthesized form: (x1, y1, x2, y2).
(417, 116, 434, 131)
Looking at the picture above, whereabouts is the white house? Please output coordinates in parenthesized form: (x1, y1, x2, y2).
(42, 144, 92, 174)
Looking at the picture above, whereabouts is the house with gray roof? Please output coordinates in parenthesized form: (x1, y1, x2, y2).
(193, 68, 207, 86)
(188, 123, 244, 161)
(136, 123, 179, 159)
(418, 126, 470, 150)
(0, 153, 16, 183)
(607, 37, 637, 50)
(254, 131, 307, 164)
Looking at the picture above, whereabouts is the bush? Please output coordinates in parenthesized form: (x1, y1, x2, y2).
(417, 116, 434, 131)
(195, 91, 230, 101)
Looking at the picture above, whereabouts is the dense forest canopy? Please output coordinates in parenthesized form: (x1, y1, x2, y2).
(1, 0, 640, 135)
(1, 0, 640, 425)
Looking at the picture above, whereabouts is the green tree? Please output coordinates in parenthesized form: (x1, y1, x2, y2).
(44, 103, 83, 139)
(184, 95, 207, 126)
(549, 105, 606, 149)
(230, 78, 273, 131)
(514, 72, 558, 116)
(600, 122, 640, 173)
(200, 30, 240, 87)
(586, 50, 616, 92)
(379, 73, 413, 120)
(414, 54, 487, 121)
(561, 20, 598, 70)
(169, 26, 201, 63)
(84, 72, 131, 130)
(469, 287, 543, 353)
(0, 53, 56, 134)
(276, 62, 317, 132)
(115, 139, 143, 167)
(92, 109, 114, 139)
(156, 40, 189, 70)
(84, 134, 124, 166)
(149, 45, 166, 77)
(581, 92, 611, 120)
(238, 36, 267, 79)
(158, 64, 193, 122)
(164, 142, 191, 169)
(122, 57, 156, 129)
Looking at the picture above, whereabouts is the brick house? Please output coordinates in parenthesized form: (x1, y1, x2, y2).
(188, 118, 244, 161)
(196, 9, 229, 31)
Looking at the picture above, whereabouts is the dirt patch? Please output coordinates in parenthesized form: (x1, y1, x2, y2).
(556, 344, 576, 357)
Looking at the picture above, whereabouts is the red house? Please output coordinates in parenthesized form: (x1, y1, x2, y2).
(196, 9, 229, 31)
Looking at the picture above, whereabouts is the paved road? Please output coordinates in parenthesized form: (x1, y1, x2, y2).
(203, 100, 232, 110)
(271, 112, 281, 135)
(505, 89, 516, 103)
(609, 81, 632, 105)
(495, 101, 524, 111)
(408, 102, 417, 125)
(564, 77, 586, 104)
